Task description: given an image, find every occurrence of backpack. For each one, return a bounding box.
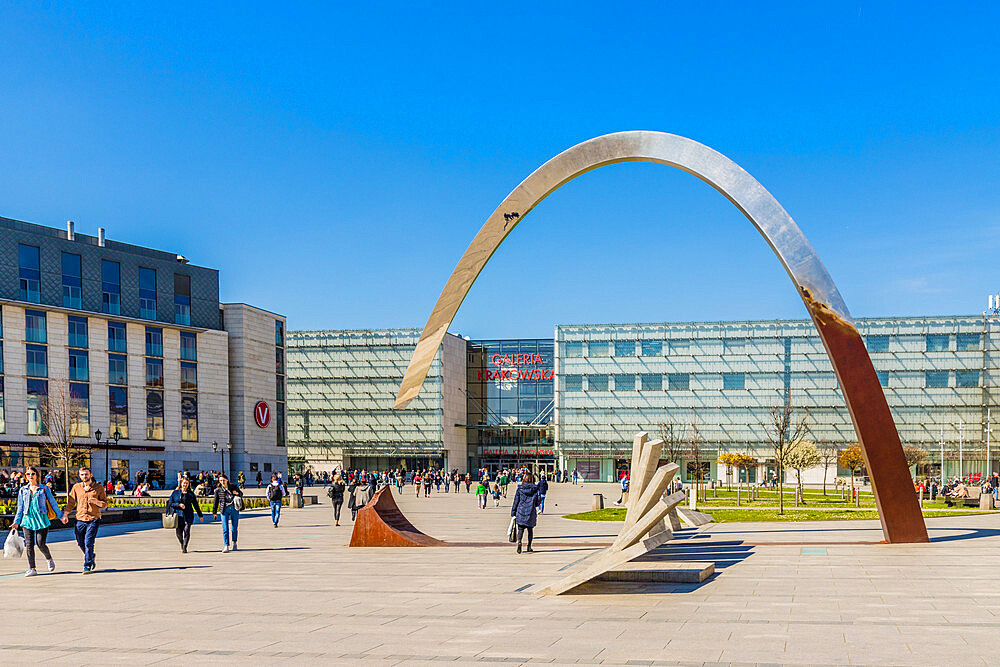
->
[268,484,283,502]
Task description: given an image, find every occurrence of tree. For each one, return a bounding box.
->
[737,454,758,501]
[38,379,91,494]
[785,441,822,505]
[658,422,688,466]
[817,443,840,495]
[718,452,742,491]
[838,443,867,506]
[687,419,706,502]
[763,401,811,514]
[903,445,929,477]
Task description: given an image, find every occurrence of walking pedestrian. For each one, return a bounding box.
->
[211,473,244,553]
[327,473,346,526]
[537,473,549,513]
[256,471,263,488]
[61,466,107,574]
[423,472,433,497]
[352,475,373,520]
[572,469,579,485]
[266,473,285,527]
[510,472,541,554]
[476,479,488,509]
[11,466,65,576]
[464,473,472,493]
[167,477,203,553]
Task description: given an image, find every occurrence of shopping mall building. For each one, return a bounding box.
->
[288,313,998,483]
[0,216,287,489]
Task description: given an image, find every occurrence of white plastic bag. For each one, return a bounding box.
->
[507,517,517,543]
[4,528,24,559]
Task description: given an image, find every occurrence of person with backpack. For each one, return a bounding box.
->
[476,479,488,509]
[327,473,346,526]
[11,466,65,577]
[266,473,285,527]
[211,473,244,552]
[167,476,203,553]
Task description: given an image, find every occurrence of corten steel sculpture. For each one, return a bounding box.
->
[350,486,445,547]
[395,131,928,544]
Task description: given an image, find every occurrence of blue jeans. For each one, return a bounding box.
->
[538,494,546,513]
[270,501,281,525]
[221,506,240,545]
[74,518,100,568]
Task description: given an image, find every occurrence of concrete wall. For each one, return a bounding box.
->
[441,333,467,472]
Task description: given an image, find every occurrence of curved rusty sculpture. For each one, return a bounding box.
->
[350,486,445,547]
[395,131,928,544]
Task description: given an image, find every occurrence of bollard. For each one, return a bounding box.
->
[980,493,994,511]
[592,493,604,511]
[290,494,303,509]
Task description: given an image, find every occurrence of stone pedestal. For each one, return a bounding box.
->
[290,494,303,509]
[980,493,994,510]
[592,494,604,510]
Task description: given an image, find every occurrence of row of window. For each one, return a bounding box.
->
[561,333,984,358]
[561,370,982,391]
[25,309,196,359]
[275,320,286,447]
[18,244,193,325]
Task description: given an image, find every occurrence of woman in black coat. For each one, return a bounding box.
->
[167,477,204,553]
[510,472,541,554]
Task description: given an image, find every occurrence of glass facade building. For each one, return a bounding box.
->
[466,339,555,473]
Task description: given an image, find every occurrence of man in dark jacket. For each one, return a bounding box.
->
[537,474,549,514]
[510,473,541,554]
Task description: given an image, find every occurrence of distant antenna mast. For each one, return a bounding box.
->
[988,293,1000,316]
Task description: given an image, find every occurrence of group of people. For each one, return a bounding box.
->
[916,472,1000,501]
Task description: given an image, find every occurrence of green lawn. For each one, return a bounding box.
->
[563,507,990,522]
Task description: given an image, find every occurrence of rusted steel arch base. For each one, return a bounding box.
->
[349,486,446,547]
[394,131,928,544]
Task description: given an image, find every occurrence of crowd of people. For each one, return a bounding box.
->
[916,472,1000,501]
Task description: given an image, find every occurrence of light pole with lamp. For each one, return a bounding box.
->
[94,429,106,485]
[213,441,222,474]
[226,442,232,479]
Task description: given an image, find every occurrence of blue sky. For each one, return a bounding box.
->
[1,2,997,338]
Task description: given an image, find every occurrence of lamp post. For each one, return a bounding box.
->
[94,429,106,485]
[212,441,222,474]
[226,442,232,479]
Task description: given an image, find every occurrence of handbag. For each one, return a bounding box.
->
[162,513,178,529]
[4,528,25,559]
[233,495,245,512]
[507,517,517,543]
[44,490,59,521]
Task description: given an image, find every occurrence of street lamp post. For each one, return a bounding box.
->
[94,429,106,485]
[212,441,222,474]
[226,442,232,479]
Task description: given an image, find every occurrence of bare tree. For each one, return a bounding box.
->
[687,419,707,502]
[38,379,90,494]
[763,401,810,514]
[658,422,688,466]
[818,443,840,496]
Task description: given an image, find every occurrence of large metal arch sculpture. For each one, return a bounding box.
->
[395,131,928,544]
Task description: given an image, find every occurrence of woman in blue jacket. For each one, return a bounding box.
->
[11,466,66,577]
[167,477,204,553]
[510,472,541,554]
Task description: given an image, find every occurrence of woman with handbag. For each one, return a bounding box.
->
[10,466,66,576]
[211,473,244,553]
[167,477,203,553]
[351,474,373,520]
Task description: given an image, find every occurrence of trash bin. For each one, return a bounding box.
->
[290,494,303,509]
[592,493,604,511]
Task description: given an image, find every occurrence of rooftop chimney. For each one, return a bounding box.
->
[66,220,75,241]
[98,227,106,247]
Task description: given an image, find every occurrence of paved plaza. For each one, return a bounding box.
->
[2,483,999,665]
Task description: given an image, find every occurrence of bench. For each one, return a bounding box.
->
[944,487,985,508]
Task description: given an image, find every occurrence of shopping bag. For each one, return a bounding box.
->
[507,517,517,543]
[4,528,24,559]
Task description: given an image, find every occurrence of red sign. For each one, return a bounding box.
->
[480,446,554,457]
[254,401,270,428]
[477,368,554,382]
[490,353,544,366]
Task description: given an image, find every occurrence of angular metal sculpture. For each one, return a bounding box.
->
[350,486,445,547]
[539,433,688,595]
[394,131,928,544]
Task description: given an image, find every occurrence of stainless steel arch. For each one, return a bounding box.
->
[395,131,928,543]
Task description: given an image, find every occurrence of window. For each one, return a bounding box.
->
[18,244,40,302]
[70,383,89,437]
[641,341,662,357]
[146,390,164,440]
[108,354,128,385]
[563,342,584,357]
[0,377,5,434]
[180,332,197,361]
[614,374,635,391]
[145,358,163,387]
[62,253,82,309]
[640,373,662,391]
[925,371,949,388]
[957,334,981,351]
[174,273,191,325]
[876,371,889,387]
[108,322,127,353]
[668,373,690,390]
[26,379,47,435]
[68,316,88,348]
[25,310,46,343]
[723,373,745,390]
[26,344,47,378]
[563,374,583,391]
[69,349,89,382]
[145,327,163,357]
[139,268,157,320]
[723,339,746,354]
[0,342,3,374]
[181,393,198,441]
[926,334,949,352]
[956,370,980,387]
[669,340,690,354]
[588,374,609,391]
[588,341,609,356]
[614,341,635,357]
[276,378,285,401]
[276,406,285,448]
[109,386,128,439]
[867,335,890,353]
[181,362,197,391]
[275,320,284,346]
[101,260,121,314]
